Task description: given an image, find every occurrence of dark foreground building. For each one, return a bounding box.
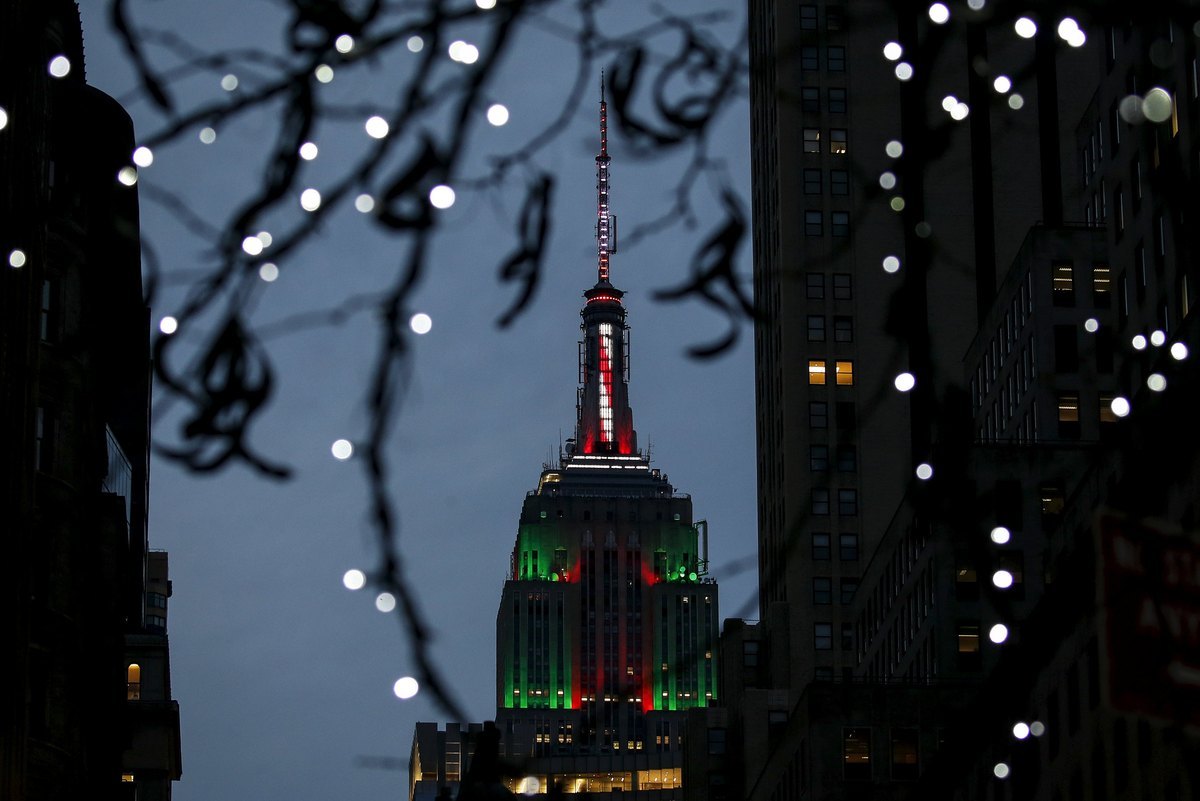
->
[1,2,182,798]
[409,92,720,801]
[697,3,1200,801]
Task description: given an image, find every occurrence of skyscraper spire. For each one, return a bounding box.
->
[596,74,614,284]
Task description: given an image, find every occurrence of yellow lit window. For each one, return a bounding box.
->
[809,360,827,385]
[835,361,854,386]
[122,774,135,783]
[1172,93,1180,137]
[1058,394,1079,422]
[957,625,980,653]
[126,664,141,700]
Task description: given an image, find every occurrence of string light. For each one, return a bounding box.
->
[992,570,1014,589]
[159,316,179,335]
[1147,373,1167,392]
[9,249,27,268]
[1012,722,1030,739]
[256,231,273,248]
[355,194,375,213]
[883,42,903,61]
[365,116,389,138]
[895,62,914,81]
[220,74,239,91]
[1150,329,1166,347]
[199,127,217,144]
[300,188,322,211]
[1132,334,1147,350]
[879,171,897,189]
[1008,94,1025,110]
[1110,396,1131,417]
[993,76,1012,93]
[315,64,334,83]
[1171,342,1189,360]
[242,236,264,256]
[1030,721,1046,737]
[915,463,933,480]
[375,592,397,613]
[487,103,510,126]
[448,41,480,64]
[335,34,354,53]
[882,255,901,273]
[950,102,970,121]
[0,106,8,130]
[133,146,154,167]
[429,185,456,209]
[48,55,71,78]
[331,439,354,460]
[1084,318,1099,333]
[117,167,138,186]
[410,313,433,335]
[894,373,915,392]
[1014,17,1037,39]
[407,36,424,52]
[299,142,319,160]
[988,623,1009,643]
[993,763,1010,779]
[342,569,366,590]
[476,0,497,8]
[928,3,950,24]
[990,526,1011,544]
[393,676,419,699]
[258,263,279,282]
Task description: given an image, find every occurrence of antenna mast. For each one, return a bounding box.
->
[596,73,614,284]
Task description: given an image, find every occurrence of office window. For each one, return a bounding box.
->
[827,46,846,72]
[831,211,849,238]
[826,5,844,30]
[1052,262,1075,305]
[743,640,760,668]
[807,314,826,341]
[843,728,871,779]
[1041,485,1065,516]
[806,272,825,299]
[809,401,828,428]
[1132,157,1142,209]
[1092,265,1111,306]
[812,532,831,560]
[839,533,858,561]
[1118,271,1129,325]
[812,488,831,515]
[832,316,853,343]
[830,169,849,195]
[127,664,142,701]
[803,128,821,153]
[840,578,858,605]
[40,280,56,343]
[808,360,827,385]
[805,210,823,236]
[803,168,822,194]
[828,87,847,113]
[835,361,854,386]
[841,622,854,650]
[810,444,829,471]
[955,563,979,600]
[998,552,1024,594]
[708,727,727,755]
[1155,212,1166,261]
[891,729,919,780]
[1099,393,1118,423]
[830,129,848,154]
[801,46,819,70]
[957,623,981,669]
[813,577,832,604]
[833,273,852,299]
[34,407,54,472]
[799,4,817,29]
[815,623,833,650]
[838,488,858,516]
[1054,325,1079,372]
[801,86,819,113]
[1114,186,1124,232]
[836,445,856,472]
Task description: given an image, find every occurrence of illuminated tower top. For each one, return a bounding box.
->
[572,81,637,457]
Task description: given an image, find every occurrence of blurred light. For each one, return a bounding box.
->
[883,42,903,61]
[1110,396,1131,417]
[449,40,480,64]
[331,439,354,460]
[890,197,906,211]
[342,569,366,590]
[1084,318,1099,333]
[133,146,154,167]
[882,255,901,273]
[895,62,914,80]
[942,95,958,112]
[1171,342,1189,360]
[1014,17,1037,38]
[407,36,424,52]
[220,73,239,91]
[117,167,138,186]
[1030,721,1046,737]
[355,194,375,213]
[365,116,389,138]
[259,262,279,282]
[159,316,178,335]
[928,3,950,24]
[968,0,986,8]
[300,188,322,211]
[335,34,354,53]
[199,127,217,144]
[477,0,498,8]
[993,76,1012,93]
[256,231,273,248]
[1150,329,1166,346]
[48,55,71,78]
[1067,29,1087,48]
[242,236,264,256]
[8,249,26,268]
[879,171,897,189]
[1012,722,1030,739]
[1147,373,1167,392]
[1143,88,1173,123]
[988,623,1009,643]
[992,570,1014,589]
[990,526,1011,544]
[886,140,904,158]
[916,463,933,480]
[1008,93,1025,110]
[1132,334,1147,350]
[0,106,8,130]
[1119,94,1145,123]
[894,372,915,392]
[487,103,510,126]
[1056,18,1079,40]
[393,676,419,699]
[951,102,970,120]
[517,777,539,796]
[376,593,397,613]
[410,313,433,335]
[299,142,319,160]
[429,185,456,209]
[315,64,334,83]
[993,763,1010,779]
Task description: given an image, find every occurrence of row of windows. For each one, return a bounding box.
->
[806,273,853,300]
[802,128,848,154]
[811,488,858,516]
[813,622,854,651]
[812,576,858,605]
[803,168,849,195]
[808,359,854,386]
[803,210,850,237]
[812,532,858,561]
[798,4,844,31]
[799,46,846,72]
[800,87,847,114]
[807,315,853,342]
[1051,262,1112,307]
[808,401,856,431]
[809,444,855,472]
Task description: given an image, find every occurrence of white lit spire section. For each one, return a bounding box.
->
[598,322,615,444]
[596,79,614,284]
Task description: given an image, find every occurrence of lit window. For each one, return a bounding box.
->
[843,728,871,779]
[809,360,827,385]
[830,129,848,155]
[957,624,980,653]
[127,664,141,700]
[803,128,821,154]
[1053,262,1074,304]
[1041,486,1065,516]
[835,361,854,386]
[1099,394,1118,423]
[1057,394,1079,422]
[122,774,136,783]
[1092,265,1111,300]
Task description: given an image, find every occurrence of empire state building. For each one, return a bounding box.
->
[410,88,720,800]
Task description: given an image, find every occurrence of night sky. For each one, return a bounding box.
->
[77,2,757,800]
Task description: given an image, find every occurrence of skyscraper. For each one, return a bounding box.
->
[411,89,720,801]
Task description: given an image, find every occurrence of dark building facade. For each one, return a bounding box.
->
[713,3,1200,801]
[1,2,182,798]
[411,92,720,801]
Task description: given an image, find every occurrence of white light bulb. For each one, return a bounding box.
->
[882,255,901,273]
[48,55,71,78]
[8,249,27,268]
[1110,396,1131,418]
[365,116,389,139]
[1150,329,1166,346]
[393,676,419,699]
[487,103,510,126]
[993,76,1012,93]
[988,623,1009,643]
[342,569,366,590]
[916,463,933,480]
[928,3,950,24]
[993,762,1010,779]
[159,316,179,335]
[199,127,217,144]
[895,62,914,81]
[331,439,353,460]
[1171,342,1189,360]
[883,42,903,61]
[300,188,322,211]
[1132,334,1147,350]
[1084,318,1099,333]
[376,592,397,613]
[220,73,239,91]
[117,167,138,186]
[133,146,154,167]
[992,570,1014,589]
[1147,373,1167,392]
[990,526,1011,544]
[335,34,354,53]
[299,142,318,160]
[1012,722,1030,739]
[886,140,904,158]
[315,64,334,83]
[1056,18,1079,40]
[476,0,497,8]
[1030,721,1046,737]
[407,36,424,53]
[951,102,970,120]
[258,262,279,282]
[256,231,273,248]
[941,95,958,112]
[410,313,433,335]
[1014,17,1037,39]
[894,372,915,392]
[1008,93,1025,110]
[429,185,456,209]
[880,172,897,189]
[242,236,263,256]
